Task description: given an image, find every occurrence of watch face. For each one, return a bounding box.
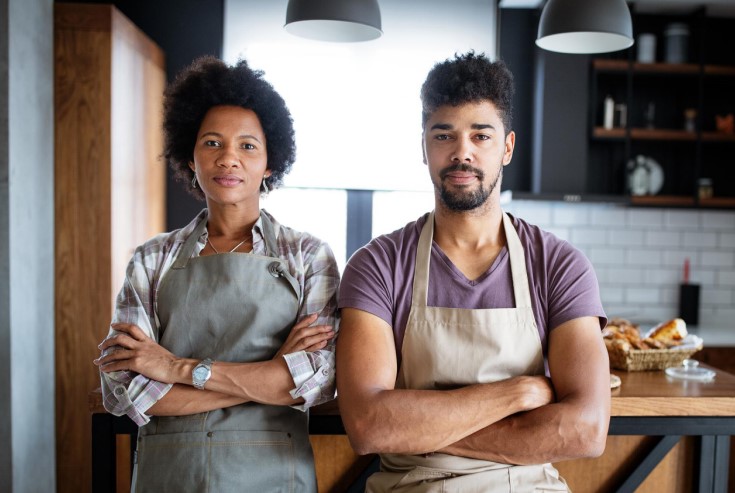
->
[194,366,208,380]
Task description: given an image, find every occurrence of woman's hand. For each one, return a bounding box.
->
[274,313,335,359]
[94,323,181,384]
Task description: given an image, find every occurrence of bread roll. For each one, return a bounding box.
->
[648,318,687,342]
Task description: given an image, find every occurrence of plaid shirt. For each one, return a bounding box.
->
[100,209,340,426]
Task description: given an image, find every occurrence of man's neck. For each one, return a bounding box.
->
[430,199,507,281]
[432,199,505,251]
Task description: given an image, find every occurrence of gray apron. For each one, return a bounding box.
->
[132,211,317,493]
[367,211,569,492]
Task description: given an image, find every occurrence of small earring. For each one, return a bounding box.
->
[191,175,198,189]
[260,176,269,194]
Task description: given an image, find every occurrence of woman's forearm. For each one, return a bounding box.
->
[147,383,249,416]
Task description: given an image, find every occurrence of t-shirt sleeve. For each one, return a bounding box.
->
[547,241,607,331]
[338,240,395,327]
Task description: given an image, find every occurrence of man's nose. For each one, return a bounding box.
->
[451,138,473,163]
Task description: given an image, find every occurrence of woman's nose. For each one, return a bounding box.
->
[215,145,240,168]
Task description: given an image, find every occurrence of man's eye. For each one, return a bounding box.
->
[435,134,450,141]
[476,135,490,141]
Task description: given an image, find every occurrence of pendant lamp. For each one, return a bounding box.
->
[285,0,383,42]
[536,0,633,54]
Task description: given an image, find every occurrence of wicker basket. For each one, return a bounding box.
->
[607,342,703,371]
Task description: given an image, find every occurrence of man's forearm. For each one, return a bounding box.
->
[440,399,609,464]
[342,375,553,456]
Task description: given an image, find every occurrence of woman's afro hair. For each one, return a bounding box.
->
[163,56,296,200]
[420,51,514,134]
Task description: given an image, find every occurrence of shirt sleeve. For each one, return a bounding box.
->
[547,240,607,331]
[284,239,340,411]
[99,244,172,426]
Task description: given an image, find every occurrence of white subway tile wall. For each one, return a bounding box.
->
[506,200,735,328]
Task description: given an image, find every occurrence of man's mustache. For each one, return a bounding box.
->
[439,163,485,181]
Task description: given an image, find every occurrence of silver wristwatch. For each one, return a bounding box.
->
[192,358,214,390]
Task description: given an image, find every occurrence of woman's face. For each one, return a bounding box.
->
[190,105,269,209]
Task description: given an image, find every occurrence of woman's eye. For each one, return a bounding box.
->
[242,143,256,150]
[204,140,220,147]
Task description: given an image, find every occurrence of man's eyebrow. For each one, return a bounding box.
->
[429,123,496,131]
[429,123,452,131]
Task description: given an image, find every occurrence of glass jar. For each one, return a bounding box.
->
[698,178,713,200]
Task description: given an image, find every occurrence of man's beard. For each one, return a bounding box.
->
[437,163,502,211]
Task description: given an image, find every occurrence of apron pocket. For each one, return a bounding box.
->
[208,430,294,493]
[135,430,295,493]
[135,431,208,493]
[366,466,451,493]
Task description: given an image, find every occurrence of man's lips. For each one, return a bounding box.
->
[213,175,243,187]
[440,164,483,185]
[444,171,477,183]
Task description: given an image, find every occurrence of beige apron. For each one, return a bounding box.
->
[366,211,569,493]
[131,211,317,493]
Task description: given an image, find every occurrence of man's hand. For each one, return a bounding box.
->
[94,323,182,384]
[274,313,335,359]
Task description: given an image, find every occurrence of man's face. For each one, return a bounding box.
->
[422,101,514,212]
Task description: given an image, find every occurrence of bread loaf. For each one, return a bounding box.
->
[647,318,687,342]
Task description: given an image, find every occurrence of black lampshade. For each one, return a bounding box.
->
[536,0,633,54]
[285,0,383,42]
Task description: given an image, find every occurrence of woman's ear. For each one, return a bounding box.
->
[188,161,196,172]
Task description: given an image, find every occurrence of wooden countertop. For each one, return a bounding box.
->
[610,364,735,417]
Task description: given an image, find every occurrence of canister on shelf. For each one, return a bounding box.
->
[603,95,614,129]
[684,108,697,132]
[664,23,689,63]
[637,33,656,63]
[698,178,713,200]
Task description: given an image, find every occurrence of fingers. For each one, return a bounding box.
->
[99,333,138,352]
[292,313,320,330]
[93,347,132,370]
[110,322,149,341]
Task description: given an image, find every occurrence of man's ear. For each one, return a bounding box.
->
[503,131,516,166]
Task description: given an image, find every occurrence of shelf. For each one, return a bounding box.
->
[704,66,735,77]
[699,197,735,208]
[630,195,696,207]
[593,59,735,77]
[593,127,698,141]
[702,132,735,142]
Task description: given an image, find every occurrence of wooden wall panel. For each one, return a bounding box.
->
[55,9,112,491]
[55,4,165,492]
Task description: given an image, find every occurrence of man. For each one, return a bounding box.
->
[336,52,610,492]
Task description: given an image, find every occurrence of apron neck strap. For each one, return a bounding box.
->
[411,210,533,309]
[172,209,280,270]
[502,212,533,309]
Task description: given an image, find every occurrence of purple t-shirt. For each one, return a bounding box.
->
[338,212,607,364]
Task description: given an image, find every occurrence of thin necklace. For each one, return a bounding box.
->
[207,237,248,254]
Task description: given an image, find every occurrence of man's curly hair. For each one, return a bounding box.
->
[163,56,296,200]
[420,52,514,134]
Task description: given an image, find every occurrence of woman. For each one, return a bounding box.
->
[94,56,340,493]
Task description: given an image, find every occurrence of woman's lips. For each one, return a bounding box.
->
[213,175,243,187]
